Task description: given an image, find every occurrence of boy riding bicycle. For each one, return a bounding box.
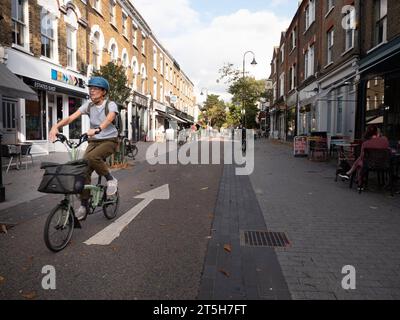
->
[49,77,119,221]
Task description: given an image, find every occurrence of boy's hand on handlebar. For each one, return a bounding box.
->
[49,127,60,142]
[87,128,100,137]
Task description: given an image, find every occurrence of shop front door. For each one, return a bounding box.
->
[1,98,19,144]
[47,94,62,152]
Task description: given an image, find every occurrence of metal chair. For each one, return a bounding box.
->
[358,148,393,196]
[20,143,33,169]
[1,144,21,173]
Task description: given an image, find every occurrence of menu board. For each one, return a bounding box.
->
[294,136,308,157]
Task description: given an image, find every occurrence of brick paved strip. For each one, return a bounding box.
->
[199,164,291,300]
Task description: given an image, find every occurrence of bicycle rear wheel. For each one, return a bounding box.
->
[131,145,138,158]
[44,204,74,252]
[103,190,119,220]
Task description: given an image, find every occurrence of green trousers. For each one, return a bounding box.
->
[80,138,118,200]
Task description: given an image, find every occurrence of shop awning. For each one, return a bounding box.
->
[0,64,38,101]
[169,113,187,123]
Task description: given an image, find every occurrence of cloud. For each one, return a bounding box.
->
[132,1,290,102]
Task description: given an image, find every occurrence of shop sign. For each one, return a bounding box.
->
[293,136,308,157]
[51,69,85,88]
[33,80,56,92]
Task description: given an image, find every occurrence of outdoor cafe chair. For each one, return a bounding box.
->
[20,143,33,169]
[358,148,394,196]
[1,144,21,173]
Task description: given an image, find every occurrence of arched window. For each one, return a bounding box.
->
[92,31,100,70]
[160,82,164,103]
[140,64,147,94]
[131,56,139,90]
[65,8,78,69]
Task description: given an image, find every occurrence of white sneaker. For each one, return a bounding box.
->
[76,205,87,221]
[106,178,118,196]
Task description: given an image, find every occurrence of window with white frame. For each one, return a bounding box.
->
[304,45,315,78]
[11,0,28,48]
[153,78,158,100]
[122,13,128,37]
[132,26,137,47]
[327,28,334,64]
[344,7,355,50]
[110,43,117,62]
[109,1,116,25]
[153,47,157,70]
[160,54,164,75]
[66,26,76,68]
[93,0,101,13]
[290,28,296,51]
[305,0,315,30]
[141,35,146,55]
[122,52,128,68]
[279,73,285,97]
[289,65,296,91]
[280,44,285,63]
[92,31,100,70]
[374,0,387,46]
[327,0,335,13]
[160,83,164,103]
[40,8,56,59]
[65,9,78,69]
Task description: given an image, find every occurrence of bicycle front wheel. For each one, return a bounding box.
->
[44,204,74,252]
[103,190,119,220]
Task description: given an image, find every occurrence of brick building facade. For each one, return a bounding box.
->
[0,0,196,152]
[269,0,400,144]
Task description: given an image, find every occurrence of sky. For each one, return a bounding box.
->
[132,0,299,103]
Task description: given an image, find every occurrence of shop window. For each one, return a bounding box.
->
[25,90,47,140]
[68,97,82,139]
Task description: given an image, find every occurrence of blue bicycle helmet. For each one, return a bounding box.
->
[88,76,109,92]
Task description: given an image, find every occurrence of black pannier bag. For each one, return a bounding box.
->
[38,160,89,194]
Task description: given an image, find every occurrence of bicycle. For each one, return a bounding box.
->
[42,133,119,252]
[121,137,138,159]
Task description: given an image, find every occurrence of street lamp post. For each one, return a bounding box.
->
[242,51,257,128]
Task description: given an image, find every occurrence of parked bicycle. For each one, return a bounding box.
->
[40,133,119,252]
[121,137,138,159]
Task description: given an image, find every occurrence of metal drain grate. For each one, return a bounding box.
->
[240,230,290,248]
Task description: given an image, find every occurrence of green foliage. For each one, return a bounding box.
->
[218,63,267,129]
[201,94,226,129]
[92,62,131,105]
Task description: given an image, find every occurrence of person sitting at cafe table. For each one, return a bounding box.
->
[338,125,389,186]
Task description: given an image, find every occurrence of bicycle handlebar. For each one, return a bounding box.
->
[55,133,88,149]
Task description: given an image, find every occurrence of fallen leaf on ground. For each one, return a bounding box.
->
[219,269,230,277]
[370,206,378,210]
[21,291,37,300]
[224,244,232,253]
[200,187,209,191]
[0,276,5,283]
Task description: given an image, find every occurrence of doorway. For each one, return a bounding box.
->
[1,98,19,144]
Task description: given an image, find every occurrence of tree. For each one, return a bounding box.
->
[201,94,226,129]
[218,63,267,129]
[92,62,131,105]
[225,102,242,128]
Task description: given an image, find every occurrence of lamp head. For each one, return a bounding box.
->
[251,57,257,66]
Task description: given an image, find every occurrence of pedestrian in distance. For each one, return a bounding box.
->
[49,76,119,221]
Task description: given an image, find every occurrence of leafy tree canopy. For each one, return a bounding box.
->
[92,62,131,106]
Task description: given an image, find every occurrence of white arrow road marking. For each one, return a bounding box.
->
[84,184,170,246]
